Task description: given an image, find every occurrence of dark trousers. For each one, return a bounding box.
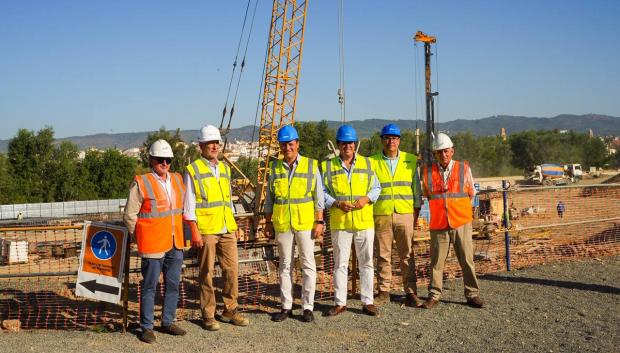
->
[140,248,184,330]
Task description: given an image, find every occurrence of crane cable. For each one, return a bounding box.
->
[220,0,259,154]
[337,0,346,123]
[413,41,420,133]
[220,0,252,130]
[434,42,439,125]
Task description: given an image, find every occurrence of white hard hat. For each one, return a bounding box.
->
[198,125,222,143]
[149,139,174,158]
[432,132,454,151]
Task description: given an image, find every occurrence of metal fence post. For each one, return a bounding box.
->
[502,180,511,271]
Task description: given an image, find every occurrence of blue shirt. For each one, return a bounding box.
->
[380,151,422,209]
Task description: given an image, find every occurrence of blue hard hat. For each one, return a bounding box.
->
[336,124,358,142]
[380,123,401,137]
[277,125,299,142]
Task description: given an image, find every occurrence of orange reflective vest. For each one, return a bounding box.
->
[134,172,186,254]
[423,161,473,230]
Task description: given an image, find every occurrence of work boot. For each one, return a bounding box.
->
[160,323,186,336]
[374,291,390,306]
[202,318,220,331]
[466,296,484,308]
[405,293,424,308]
[139,328,156,344]
[220,309,249,326]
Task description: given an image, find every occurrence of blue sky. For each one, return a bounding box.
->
[1,0,619,139]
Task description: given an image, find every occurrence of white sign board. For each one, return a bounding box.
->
[76,221,128,304]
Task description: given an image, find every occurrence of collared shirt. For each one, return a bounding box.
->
[422,159,477,198]
[183,158,235,234]
[381,150,422,208]
[123,170,175,259]
[264,154,325,214]
[323,154,382,208]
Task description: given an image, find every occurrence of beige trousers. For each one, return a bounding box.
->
[374,213,418,294]
[428,222,479,300]
[198,232,239,319]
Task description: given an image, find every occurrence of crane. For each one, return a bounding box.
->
[254,0,309,215]
[413,30,437,165]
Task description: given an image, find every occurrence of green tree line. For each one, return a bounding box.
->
[0,123,613,204]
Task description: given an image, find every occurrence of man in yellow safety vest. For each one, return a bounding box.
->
[370,124,423,307]
[184,125,249,331]
[323,125,381,317]
[264,125,325,323]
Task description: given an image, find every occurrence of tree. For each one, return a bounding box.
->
[582,137,609,168]
[0,154,17,204]
[295,120,337,160]
[7,127,55,202]
[81,149,137,199]
[48,141,82,201]
[232,156,258,185]
[140,127,198,173]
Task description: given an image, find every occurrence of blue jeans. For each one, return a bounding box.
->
[140,248,184,330]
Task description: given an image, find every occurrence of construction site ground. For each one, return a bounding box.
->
[2,256,618,353]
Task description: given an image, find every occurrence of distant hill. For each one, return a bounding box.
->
[1,114,618,152]
[324,114,620,138]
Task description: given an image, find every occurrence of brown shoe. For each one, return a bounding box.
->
[422,298,439,309]
[202,318,220,331]
[325,305,347,317]
[160,323,186,336]
[405,293,424,308]
[374,291,390,306]
[362,304,378,316]
[139,328,156,344]
[466,296,484,308]
[220,309,249,326]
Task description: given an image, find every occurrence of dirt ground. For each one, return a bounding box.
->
[2,256,618,353]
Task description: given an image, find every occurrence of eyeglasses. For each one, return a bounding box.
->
[154,157,172,165]
[382,136,400,141]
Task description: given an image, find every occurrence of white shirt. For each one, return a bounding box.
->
[183,158,235,234]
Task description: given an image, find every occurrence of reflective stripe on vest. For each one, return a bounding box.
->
[134,172,185,254]
[270,156,317,233]
[371,151,417,215]
[323,156,374,231]
[424,161,473,230]
[186,159,238,234]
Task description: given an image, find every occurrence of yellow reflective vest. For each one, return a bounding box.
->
[322,155,374,231]
[269,156,317,233]
[371,151,418,215]
[186,158,238,235]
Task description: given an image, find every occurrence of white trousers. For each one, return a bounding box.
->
[332,228,375,306]
[276,230,317,310]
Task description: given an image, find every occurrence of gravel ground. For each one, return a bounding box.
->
[2,257,619,353]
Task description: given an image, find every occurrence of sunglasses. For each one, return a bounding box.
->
[154,157,172,165]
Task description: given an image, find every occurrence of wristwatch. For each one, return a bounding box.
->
[314,220,325,225]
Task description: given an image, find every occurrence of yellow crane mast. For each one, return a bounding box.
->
[254,0,309,214]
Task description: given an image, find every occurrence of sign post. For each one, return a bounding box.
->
[76,221,128,304]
